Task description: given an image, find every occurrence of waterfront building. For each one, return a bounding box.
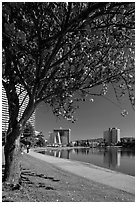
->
[111,128,120,144]
[47,128,71,146]
[2,85,35,136]
[103,128,111,145]
[103,127,120,145]
[53,129,70,146]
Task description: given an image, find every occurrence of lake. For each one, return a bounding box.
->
[38,147,135,176]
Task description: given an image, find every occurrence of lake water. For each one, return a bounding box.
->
[38,147,135,176]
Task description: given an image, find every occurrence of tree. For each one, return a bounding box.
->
[21,121,35,146]
[23,121,35,138]
[36,133,46,147]
[2,2,135,187]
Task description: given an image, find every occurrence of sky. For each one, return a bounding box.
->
[35,86,135,141]
[1,2,135,143]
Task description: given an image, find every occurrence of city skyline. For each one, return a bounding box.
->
[2,84,134,141]
[35,87,135,141]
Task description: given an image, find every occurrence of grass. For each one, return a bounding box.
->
[2,152,135,202]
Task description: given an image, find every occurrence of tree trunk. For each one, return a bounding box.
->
[3,83,36,188]
[3,125,22,188]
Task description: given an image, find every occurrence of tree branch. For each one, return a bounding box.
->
[19,92,28,109]
[50,42,79,69]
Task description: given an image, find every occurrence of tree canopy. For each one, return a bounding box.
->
[3,2,135,123]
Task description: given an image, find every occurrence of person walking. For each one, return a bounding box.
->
[26,144,30,153]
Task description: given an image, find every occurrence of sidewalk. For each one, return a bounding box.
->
[27,149,135,195]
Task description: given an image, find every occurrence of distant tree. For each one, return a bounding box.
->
[21,121,35,146]
[23,121,35,138]
[36,134,46,147]
[2,2,134,187]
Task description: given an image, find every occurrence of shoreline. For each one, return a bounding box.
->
[32,145,134,152]
[2,149,135,202]
[28,149,135,194]
[33,146,135,177]
[33,146,90,151]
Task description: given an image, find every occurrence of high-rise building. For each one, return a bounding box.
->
[111,128,120,144]
[2,85,35,134]
[2,86,9,132]
[103,127,120,145]
[103,128,111,145]
[54,129,70,145]
[47,128,71,146]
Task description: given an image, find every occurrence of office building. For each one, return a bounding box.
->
[111,128,120,144]
[2,85,35,134]
[103,127,120,145]
[47,128,71,146]
[103,128,111,145]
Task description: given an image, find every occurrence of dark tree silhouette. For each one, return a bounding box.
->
[2,2,135,187]
[20,121,35,146]
[23,121,35,138]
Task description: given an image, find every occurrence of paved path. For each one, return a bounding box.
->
[27,149,135,195]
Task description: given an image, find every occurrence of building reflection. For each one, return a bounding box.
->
[103,148,121,168]
[38,147,134,175]
[53,150,70,159]
[73,148,90,154]
[51,148,121,168]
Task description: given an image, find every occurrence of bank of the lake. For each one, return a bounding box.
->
[36,146,135,176]
[2,149,135,202]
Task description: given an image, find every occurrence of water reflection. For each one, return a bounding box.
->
[40,149,70,159]
[74,148,90,155]
[39,147,135,176]
[103,148,121,168]
[121,149,135,157]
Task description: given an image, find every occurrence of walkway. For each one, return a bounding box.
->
[27,149,135,195]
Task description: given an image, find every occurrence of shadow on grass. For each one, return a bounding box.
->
[21,169,60,182]
[2,166,58,202]
[2,163,59,202]
[21,169,58,190]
